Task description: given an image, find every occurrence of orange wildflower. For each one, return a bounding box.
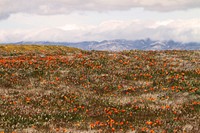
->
[90,123,95,129]
[118,85,122,89]
[26,97,31,103]
[120,121,124,125]
[63,128,67,132]
[150,130,155,133]
[73,108,77,112]
[55,77,59,81]
[141,127,148,132]
[111,128,115,132]
[121,109,126,113]
[146,121,153,125]
[166,105,170,109]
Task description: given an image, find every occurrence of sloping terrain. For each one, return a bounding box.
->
[0,45,199,133]
[0,45,81,55]
[11,39,200,51]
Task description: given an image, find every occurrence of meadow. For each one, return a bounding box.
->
[0,45,199,133]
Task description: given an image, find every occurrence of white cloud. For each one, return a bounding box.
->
[0,19,200,43]
[0,0,200,20]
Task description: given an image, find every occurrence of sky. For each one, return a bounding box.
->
[0,0,200,43]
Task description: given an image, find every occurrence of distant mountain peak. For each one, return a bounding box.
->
[8,38,200,51]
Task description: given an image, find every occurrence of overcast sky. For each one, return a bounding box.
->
[0,0,200,43]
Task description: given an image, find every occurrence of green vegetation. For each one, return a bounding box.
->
[0,45,199,133]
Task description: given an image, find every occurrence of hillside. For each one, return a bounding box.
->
[0,45,81,55]
[0,45,200,133]
[11,39,200,51]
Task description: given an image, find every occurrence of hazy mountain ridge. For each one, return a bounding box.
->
[9,38,200,51]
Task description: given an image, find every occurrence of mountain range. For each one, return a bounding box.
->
[10,38,200,51]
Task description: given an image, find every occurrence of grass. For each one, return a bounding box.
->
[0,45,199,133]
[0,44,81,56]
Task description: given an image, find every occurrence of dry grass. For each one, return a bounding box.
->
[0,45,81,56]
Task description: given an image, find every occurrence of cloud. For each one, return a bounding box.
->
[0,19,200,43]
[0,0,200,20]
